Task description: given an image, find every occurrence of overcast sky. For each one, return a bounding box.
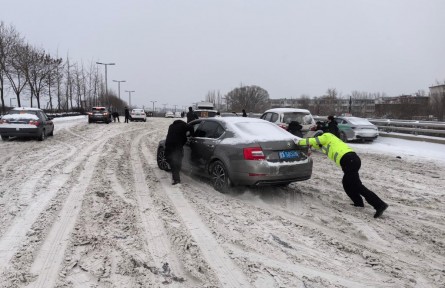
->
[1,0,444,110]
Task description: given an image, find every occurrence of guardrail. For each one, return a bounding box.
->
[368,119,445,137]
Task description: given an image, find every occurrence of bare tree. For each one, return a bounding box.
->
[226,84,270,113]
[0,22,27,108]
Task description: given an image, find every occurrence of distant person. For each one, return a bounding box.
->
[164,120,193,185]
[287,121,303,137]
[124,107,130,123]
[112,111,120,122]
[215,111,221,117]
[186,107,199,123]
[297,131,388,218]
[327,115,340,138]
[242,109,247,117]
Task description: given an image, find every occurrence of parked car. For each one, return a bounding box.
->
[87,107,111,124]
[260,108,316,136]
[165,111,174,118]
[313,116,355,142]
[174,112,182,118]
[130,109,147,122]
[0,107,54,141]
[334,116,379,142]
[157,117,313,192]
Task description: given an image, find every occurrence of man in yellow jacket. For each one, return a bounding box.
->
[298,131,388,218]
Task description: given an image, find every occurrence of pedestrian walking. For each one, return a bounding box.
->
[297,131,388,218]
[242,109,247,117]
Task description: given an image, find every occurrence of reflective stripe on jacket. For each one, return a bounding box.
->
[298,132,353,166]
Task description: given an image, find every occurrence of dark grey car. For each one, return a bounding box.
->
[0,107,54,141]
[157,117,313,192]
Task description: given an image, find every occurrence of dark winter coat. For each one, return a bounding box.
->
[165,120,193,152]
[287,121,303,137]
[124,108,130,117]
[186,111,199,123]
[327,120,340,138]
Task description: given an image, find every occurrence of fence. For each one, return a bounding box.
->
[369,119,445,138]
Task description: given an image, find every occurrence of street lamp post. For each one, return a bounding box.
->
[113,80,126,100]
[125,90,135,107]
[150,100,157,113]
[96,62,115,105]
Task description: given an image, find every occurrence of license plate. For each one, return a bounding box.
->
[279,150,299,159]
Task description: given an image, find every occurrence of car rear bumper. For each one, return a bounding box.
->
[229,158,313,186]
[89,116,109,122]
[0,126,41,137]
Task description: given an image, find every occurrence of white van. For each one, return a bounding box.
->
[260,108,316,135]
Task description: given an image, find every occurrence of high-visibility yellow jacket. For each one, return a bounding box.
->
[298,132,354,166]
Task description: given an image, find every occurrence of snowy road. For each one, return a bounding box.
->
[0,116,444,287]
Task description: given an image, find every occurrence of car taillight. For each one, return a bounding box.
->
[243,147,265,160]
[0,119,8,124]
[29,120,41,126]
[104,112,109,116]
[278,124,287,130]
[87,112,92,115]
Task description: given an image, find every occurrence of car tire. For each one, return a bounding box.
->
[1,135,8,141]
[156,146,171,171]
[340,132,347,142]
[38,129,46,141]
[210,160,231,193]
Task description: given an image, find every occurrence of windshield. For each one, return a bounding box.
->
[282,112,313,125]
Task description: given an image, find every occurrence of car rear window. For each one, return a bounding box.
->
[348,118,373,125]
[233,122,290,141]
[283,112,313,125]
[92,107,106,111]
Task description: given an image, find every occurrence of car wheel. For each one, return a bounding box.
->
[340,132,347,142]
[1,135,8,141]
[38,130,46,141]
[156,146,171,171]
[211,160,231,193]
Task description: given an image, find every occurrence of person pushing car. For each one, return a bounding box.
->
[165,120,194,185]
[297,131,388,218]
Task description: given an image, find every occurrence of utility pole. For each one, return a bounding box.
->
[125,90,135,107]
[150,100,157,113]
[113,80,126,99]
[96,62,115,105]
[173,104,178,112]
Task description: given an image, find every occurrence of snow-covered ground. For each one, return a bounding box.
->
[0,116,444,287]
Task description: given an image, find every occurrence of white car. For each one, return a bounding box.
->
[174,112,182,118]
[165,111,174,118]
[130,109,147,122]
[260,108,316,135]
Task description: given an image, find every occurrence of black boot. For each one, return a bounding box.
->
[374,203,388,218]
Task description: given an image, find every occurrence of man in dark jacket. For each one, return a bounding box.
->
[186,107,199,123]
[326,115,340,138]
[124,107,130,123]
[165,120,193,185]
[242,109,247,117]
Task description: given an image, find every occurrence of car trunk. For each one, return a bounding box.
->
[256,140,309,162]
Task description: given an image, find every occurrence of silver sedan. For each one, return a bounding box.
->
[157,117,313,192]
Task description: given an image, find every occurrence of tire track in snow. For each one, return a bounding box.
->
[26,137,107,288]
[140,140,251,288]
[130,130,187,286]
[0,140,81,272]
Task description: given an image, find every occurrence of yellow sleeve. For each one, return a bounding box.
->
[298,137,321,147]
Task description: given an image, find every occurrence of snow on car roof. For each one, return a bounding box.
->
[264,108,311,113]
[216,117,300,143]
[2,113,39,120]
[12,107,42,111]
[342,117,374,125]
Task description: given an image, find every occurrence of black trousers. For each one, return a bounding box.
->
[166,147,183,182]
[125,116,130,123]
[340,152,385,209]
